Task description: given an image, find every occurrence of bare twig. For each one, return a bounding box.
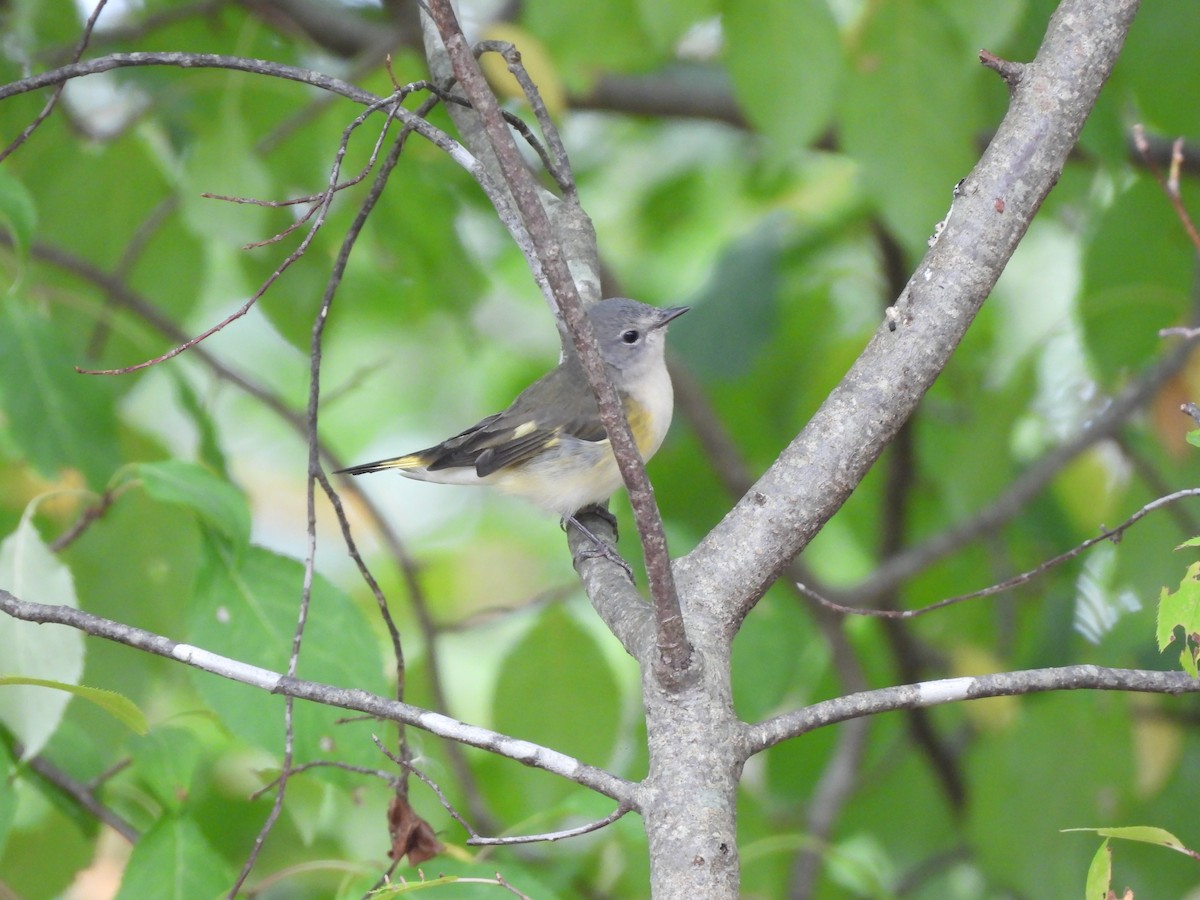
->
[1133,124,1200,252]
[0,0,111,163]
[978,48,1025,91]
[467,806,630,847]
[231,79,420,899]
[0,52,381,106]
[77,93,401,376]
[846,330,1199,607]
[801,487,1200,619]
[474,40,574,194]
[250,760,402,799]
[50,489,117,552]
[11,230,488,823]
[373,737,630,847]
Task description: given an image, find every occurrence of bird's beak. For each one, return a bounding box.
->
[654,306,690,328]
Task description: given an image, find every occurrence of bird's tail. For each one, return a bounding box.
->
[334,454,427,476]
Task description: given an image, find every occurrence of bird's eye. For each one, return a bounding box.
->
[621,329,640,344]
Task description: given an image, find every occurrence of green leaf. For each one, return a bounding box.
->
[493,605,619,762]
[1118,3,1200,136]
[0,677,146,735]
[486,605,621,819]
[1156,561,1200,677]
[123,460,250,548]
[0,512,84,757]
[1187,430,1200,450]
[841,1,979,255]
[1083,838,1111,900]
[169,370,229,477]
[1066,825,1192,854]
[0,739,14,859]
[0,167,37,264]
[1080,283,1185,376]
[187,543,388,772]
[674,216,782,381]
[1081,178,1194,378]
[179,116,272,248]
[114,815,234,900]
[0,298,122,489]
[967,694,1133,897]
[723,0,842,150]
[933,0,1026,51]
[128,727,205,811]
[636,0,718,51]
[521,0,659,84]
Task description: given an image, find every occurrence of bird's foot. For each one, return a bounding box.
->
[564,511,632,581]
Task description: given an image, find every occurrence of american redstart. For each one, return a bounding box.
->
[336,298,687,551]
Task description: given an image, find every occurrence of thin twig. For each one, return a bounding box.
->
[49,489,116,552]
[0,0,110,163]
[250,760,402,800]
[78,94,401,376]
[9,232,474,819]
[0,52,381,106]
[474,40,573,194]
[1132,124,1200,252]
[848,329,1200,606]
[373,737,630,846]
[803,488,1200,619]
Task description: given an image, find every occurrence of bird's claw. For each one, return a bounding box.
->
[564,513,633,580]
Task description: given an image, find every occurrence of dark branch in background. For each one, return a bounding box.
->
[244,0,420,59]
[572,70,748,128]
[422,0,694,688]
[0,590,637,804]
[86,196,177,359]
[15,741,139,843]
[870,223,966,814]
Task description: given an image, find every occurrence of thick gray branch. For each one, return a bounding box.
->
[674,0,1141,633]
[745,665,1199,756]
[0,590,635,804]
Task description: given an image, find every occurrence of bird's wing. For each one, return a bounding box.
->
[336,362,611,479]
[429,364,608,476]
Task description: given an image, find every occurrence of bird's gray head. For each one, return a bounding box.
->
[585,298,689,386]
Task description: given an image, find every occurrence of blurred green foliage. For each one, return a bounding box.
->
[2,1,1200,898]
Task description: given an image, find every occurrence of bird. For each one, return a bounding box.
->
[336,298,688,558]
